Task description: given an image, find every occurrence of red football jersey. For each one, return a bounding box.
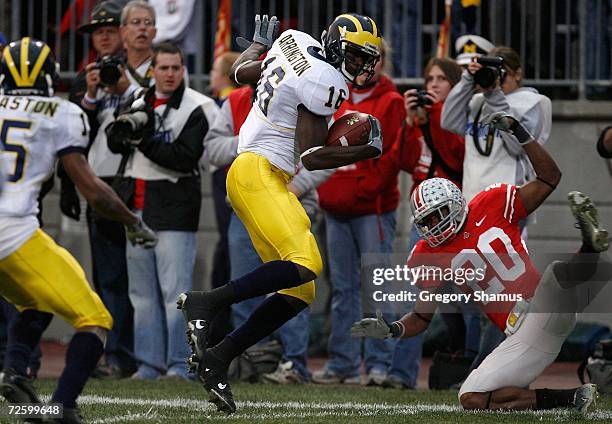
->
[407,184,540,330]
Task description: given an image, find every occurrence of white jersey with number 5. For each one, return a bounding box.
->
[238,29,348,175]
[0,94,89,259]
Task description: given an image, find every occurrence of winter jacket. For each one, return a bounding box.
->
[394,101,464,193]
[317,75,405,217]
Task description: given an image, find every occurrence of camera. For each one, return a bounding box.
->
[414,90,433,108]
[95,55,124,87]
[108,110,150,142]
[473,56,504,89]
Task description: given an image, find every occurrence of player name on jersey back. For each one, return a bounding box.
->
[277,33,312,77]
[237,29,348,175]
[0,96,60,118]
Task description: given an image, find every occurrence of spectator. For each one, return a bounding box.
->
[586,0,612,97]
[67,0,137,379]
[441,45,552,372]
[597,126,612,159]
[148,0,199,71]
[205,51,241,347]
[107,43,219,380]
[120,0,157,88]
[313,43,405,386]
[204,85,333,384]
[442,45,552,205]
[380,57,467,389]
[209,51,241,102]
[119,1,189,91]
[454,34,494,67]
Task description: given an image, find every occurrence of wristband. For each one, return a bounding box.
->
[390,321,405,338]
[233,60,253,85]
[536,176,557,189]
[83,94,97,105]
[509,120,535,145]
[299,145,324,160]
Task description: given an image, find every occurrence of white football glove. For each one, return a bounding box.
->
[481,111,535,145]
[366,115,383,157]
[350,310,393,339]
[125,217,158,248]
[237,15,280,50]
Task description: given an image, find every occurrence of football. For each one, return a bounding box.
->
[326,112,372,147]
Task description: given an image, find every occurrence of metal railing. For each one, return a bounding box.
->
[0,0,610,98]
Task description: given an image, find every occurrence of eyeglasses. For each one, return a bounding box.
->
[127,18,155,27]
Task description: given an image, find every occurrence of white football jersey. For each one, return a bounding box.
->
[0,94,89,259]
[238,30,348,174]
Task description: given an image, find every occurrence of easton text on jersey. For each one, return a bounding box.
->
[0,96,59,118]
[278,34,312,77]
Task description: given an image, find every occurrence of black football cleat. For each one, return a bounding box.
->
[177,292,217,363]
[197,350,236,414]
[43,406,84,424]
[0,368,42,404]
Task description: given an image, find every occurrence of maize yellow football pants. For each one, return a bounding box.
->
[226,152,322,304]
[0,229,112,330]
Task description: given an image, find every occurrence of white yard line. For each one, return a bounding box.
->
[77,395,612,421]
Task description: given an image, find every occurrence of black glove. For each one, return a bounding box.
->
[106,122,134,155]
[57,165,80,221]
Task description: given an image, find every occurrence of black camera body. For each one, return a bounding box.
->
[415,90,433,107]
[108,110,150,142]
[95,55,124,87]
[474,56,505,89]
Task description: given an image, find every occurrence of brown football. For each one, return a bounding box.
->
[326,112,372,147]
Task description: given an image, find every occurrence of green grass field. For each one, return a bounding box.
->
[4,378,609,423]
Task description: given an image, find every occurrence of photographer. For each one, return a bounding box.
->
[67,0,138,380]
[384,57,468,390]
[441,46,552,205]
[440,46,552,380]
[107,42,219,380]
[397,58,464,202]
